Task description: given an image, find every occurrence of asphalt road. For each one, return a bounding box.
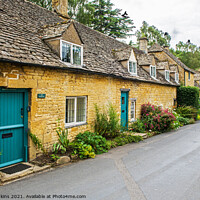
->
[1,122,200,200]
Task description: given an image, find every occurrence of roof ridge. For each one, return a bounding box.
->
[73,21,131,48]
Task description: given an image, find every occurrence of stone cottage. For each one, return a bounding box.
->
[0,0,178,167]
[148,43,196,86]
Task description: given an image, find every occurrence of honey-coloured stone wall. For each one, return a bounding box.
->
[0,62,177,159]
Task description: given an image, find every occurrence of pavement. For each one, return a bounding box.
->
[0,122,200,200]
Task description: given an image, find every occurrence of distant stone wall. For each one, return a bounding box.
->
[0,62,176,159]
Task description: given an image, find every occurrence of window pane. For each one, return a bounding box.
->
[129,62,132,72]
[132,62,136,73]
[66,99,75,123]
[73,45,81,65]
[131,101,135,120]
[62,42,71,63]
[151,66,156,77]
[76,97,86,122]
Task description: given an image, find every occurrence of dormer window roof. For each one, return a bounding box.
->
[61,40,83,66]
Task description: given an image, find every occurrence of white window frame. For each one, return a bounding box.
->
[188,72,191,80]
[150,65,156,79]
[175,73,179,83]
[65,96,87,127]
[128,61,137,76]
[130,99,136,122]
[60,40,83,66]
[165,70,170,81]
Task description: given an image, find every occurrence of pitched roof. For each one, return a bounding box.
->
[149,43,196,74]
[0,0,178,86]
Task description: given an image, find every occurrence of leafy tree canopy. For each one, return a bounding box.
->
[68,0,94,25]
[28,0,135,39]
[89,0,135,38]
[28,0,52,10]
[170,41,200,70]
[136,21,171,47]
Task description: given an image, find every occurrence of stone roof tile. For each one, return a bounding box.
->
[0,0,178,86]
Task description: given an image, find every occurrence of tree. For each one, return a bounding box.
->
[90,0,135,38]
[28,0,52,10]
[136,21,171,47]
[170,41,200,70]
[68,0,94,25]
[28,0,135,39]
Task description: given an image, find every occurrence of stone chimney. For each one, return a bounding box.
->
[139,37,148,54]
[52,0,70,19]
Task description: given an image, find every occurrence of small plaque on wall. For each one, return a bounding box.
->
[37,94,46,99]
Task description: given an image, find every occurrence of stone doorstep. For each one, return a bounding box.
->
[127,132,148,139]
[0,162,51,184]
[132,133,148,139]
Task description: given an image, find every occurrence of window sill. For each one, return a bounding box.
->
[130,73,137,76]
[65,122,87,129]
[150,76,157,80]
[61,61,83,68]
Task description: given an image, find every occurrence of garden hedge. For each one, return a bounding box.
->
[177,86,199,109]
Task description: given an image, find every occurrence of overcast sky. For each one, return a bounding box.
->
[113,0,200,48]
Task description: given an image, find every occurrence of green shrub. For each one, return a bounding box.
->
[189,118,195,124]
[70,142,95,159]
[52,127,70,154]
[106,140,117,149]
[177,86,199,109]
[113,134,143,146]
[75,131,108,154]
[129,119,146,133]
[178,117,190,126]
[172,111,181,129]
[175,106,198,119]
[94,104,121,138]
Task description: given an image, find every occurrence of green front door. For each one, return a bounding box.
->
[0,88,28,168]
[121,91,128,127]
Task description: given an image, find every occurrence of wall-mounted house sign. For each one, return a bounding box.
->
[37,94,46,99]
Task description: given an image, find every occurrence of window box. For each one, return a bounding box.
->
[61,40,83,66]
[65,96,87,127]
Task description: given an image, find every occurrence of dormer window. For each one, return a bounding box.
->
[175,73,179,83]
[150,65,156,78]
[129,61,137,75]
[165,70,170,81]
[61,40,83,66]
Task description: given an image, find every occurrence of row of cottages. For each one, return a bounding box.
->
[0,0,190,167]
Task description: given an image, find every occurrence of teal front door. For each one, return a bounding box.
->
[121,91,128,127]
[0,88,28,168]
